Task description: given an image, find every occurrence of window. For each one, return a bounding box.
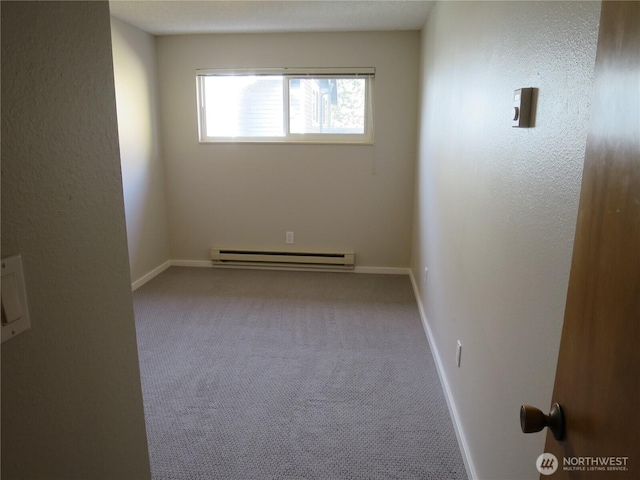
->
[196,68,374,144]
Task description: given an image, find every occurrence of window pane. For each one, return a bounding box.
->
[289,78,366,134]
[203,76,284,137]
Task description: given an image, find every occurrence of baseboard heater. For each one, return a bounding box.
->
[210,248,355,270]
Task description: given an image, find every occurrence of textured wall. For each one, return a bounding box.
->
[111,16,171,285]
[156,32,419,269]
[1,2,151,478]
[411,2,601,479]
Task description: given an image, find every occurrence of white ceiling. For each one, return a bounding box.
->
[109,1,436,35]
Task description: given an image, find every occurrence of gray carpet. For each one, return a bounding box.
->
[133,267,467,480]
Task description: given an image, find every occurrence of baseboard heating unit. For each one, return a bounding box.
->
[210,248,355,270]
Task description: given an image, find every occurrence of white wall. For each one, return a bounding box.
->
[411,2,601,479]
[1,2,151,478]
[111,17,171,286]
[156,32,420,269]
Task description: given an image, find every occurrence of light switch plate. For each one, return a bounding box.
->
[2,254,31,342]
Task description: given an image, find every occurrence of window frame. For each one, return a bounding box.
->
[196,67,375,145]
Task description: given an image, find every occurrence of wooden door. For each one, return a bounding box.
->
[543,1,639,478]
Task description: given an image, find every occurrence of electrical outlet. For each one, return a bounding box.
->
[424,267,428,283]
[456,340,462,367]
[286,231,294,244]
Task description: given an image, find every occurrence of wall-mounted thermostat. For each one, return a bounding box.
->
[512,88,533,128]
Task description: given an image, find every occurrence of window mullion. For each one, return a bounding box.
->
[197,77,207,140]
[283,77,290,138]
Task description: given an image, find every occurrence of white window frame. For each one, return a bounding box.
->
[196,67,375,145]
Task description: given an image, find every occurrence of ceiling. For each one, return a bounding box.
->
[108,0,436,35]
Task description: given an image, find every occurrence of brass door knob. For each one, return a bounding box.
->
[520,403,565,441]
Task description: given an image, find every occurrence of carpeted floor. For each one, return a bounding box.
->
[133,267,467,480]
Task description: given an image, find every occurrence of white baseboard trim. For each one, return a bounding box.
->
[172,260,352,273]
[131,261,412,291]
[171,259,211,268]
[131,261,171,291]
[354,266,411,275]
[408,271,477,480]
[171,260,411,275]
